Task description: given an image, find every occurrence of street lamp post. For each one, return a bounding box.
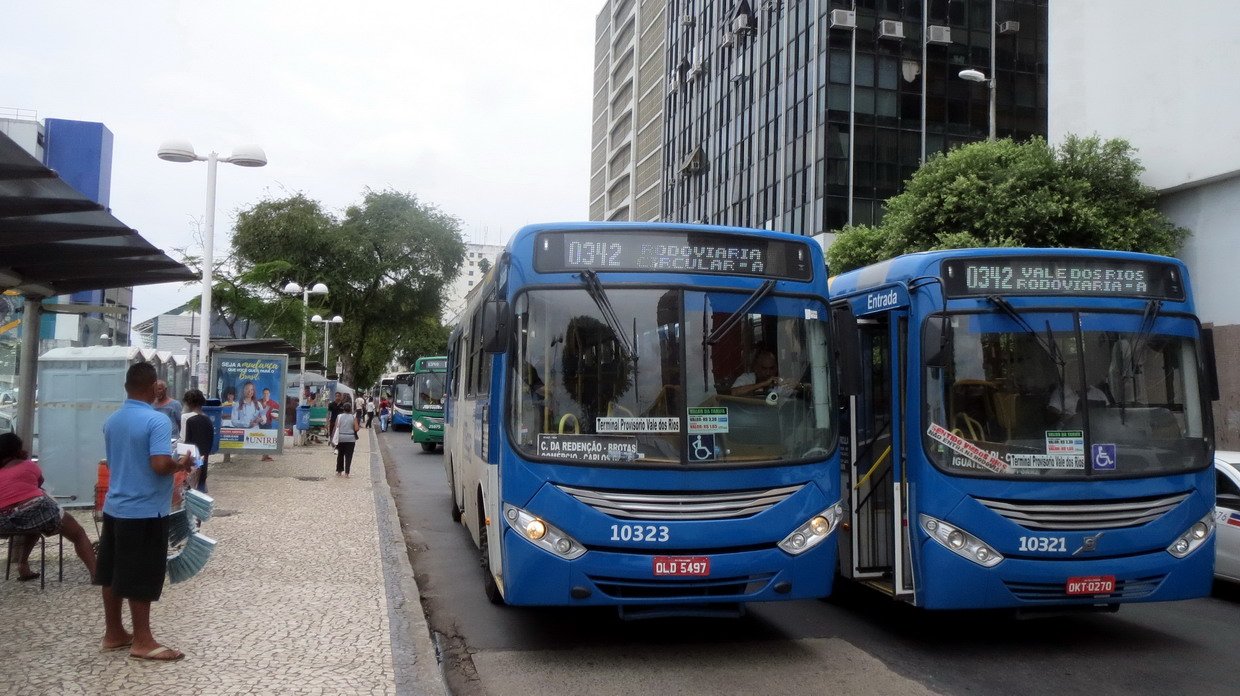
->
[158,140,268,389]
[311,314,343,378]
[282,282,328,410]
[958,0,999,141]
[957,68,995,141]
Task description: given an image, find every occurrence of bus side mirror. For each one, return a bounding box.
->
[482,300,511,353]
[1202,327,1220,402]
[831,304,862,396]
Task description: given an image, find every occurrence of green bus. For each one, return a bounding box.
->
[407,356,448,452]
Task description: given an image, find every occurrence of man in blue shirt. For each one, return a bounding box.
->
[96,362,193,662]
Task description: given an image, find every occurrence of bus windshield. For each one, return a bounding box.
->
[923,309,1209,478]
[413,372,445,411]
[512,287,835,466]
[394,381,414,410]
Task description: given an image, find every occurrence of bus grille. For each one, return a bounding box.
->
[556,484,803,521]
[1004,575,1165,602]
[588,573,774,599]
[975,492,1191,531]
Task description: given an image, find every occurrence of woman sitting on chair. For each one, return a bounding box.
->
[0,433,97,581]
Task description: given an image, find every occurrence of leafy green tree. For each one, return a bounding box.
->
[230,189,466,388]
[827,135,1189,274]
[477,257,491,275]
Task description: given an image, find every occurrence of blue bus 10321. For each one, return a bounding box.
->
[829,247,1218,612]
[444,222,843,616]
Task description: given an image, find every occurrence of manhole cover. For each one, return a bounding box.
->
[295,476,326,482]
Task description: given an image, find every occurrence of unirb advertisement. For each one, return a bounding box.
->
[210,352,288,454]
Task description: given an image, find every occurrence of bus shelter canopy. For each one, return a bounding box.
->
[0,130,197,296]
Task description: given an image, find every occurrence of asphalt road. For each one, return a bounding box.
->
[380,429,1240,696]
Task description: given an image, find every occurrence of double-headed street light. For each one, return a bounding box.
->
[311,315,344,379]
[283,282,328,407]
[158,140,268,388]
[958,68,996,141]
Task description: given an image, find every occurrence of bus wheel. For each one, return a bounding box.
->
[479,505,505,605]
[421,442,437,453]
[447,465,461,523]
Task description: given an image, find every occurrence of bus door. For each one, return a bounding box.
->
[841,291,913,598]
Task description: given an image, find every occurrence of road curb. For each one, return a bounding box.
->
[370,428,449,696]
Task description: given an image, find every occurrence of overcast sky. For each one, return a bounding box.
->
[2,1,600,323]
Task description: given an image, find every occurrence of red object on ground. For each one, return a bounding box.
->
[95,461,109,510]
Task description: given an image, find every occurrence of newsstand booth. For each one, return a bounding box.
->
[37,346,153,508]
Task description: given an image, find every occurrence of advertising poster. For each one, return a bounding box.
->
[210,352,288,453]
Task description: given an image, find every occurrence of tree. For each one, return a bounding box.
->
[230,189,466,388]
[477,257,491,275]
[826,135,1189,274]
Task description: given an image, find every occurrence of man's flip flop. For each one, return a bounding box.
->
[101,639,134,652]
[128,646,185,662]
[17,572,40,582]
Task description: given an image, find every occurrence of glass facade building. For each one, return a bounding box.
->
[660,0,1047,233]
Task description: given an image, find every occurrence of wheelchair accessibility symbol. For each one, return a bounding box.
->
[1092,443,1117,470]
[690,434,716,462]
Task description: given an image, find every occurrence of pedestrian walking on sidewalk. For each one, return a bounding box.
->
[365,397,376,429]
[334,402,360,477]
[97,362,194,662]
[181,389,215,494]
[327,392,344,448]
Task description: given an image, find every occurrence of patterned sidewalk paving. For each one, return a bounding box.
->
[0,429,444,696]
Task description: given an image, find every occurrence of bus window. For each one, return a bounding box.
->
[923,311,1209,478]
[510,287,835,465]
[413,372,445,411]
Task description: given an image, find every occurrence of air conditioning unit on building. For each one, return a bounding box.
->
[829,9,856,29]
[733,14,755,33]
[680,14,695,27]
[720,33,735,49]
[999,20,1021,34]
[926,25,951,44]
[878,20,905,40]
[680,146,706,175]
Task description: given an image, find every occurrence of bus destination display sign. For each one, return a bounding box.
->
[419,359,448,371]
[534,230,813,281]
[942,257,1184,301]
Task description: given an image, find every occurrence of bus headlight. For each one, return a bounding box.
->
[503,504,585,560]
[779,503,843,556]
[413,420,428,432]
[920,514,1003,568]
[1167,513,1214,558]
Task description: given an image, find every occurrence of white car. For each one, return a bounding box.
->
[1216,451,1240,583]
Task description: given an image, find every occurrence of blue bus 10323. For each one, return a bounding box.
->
[444,222,843,616]
[828,247,1218,612]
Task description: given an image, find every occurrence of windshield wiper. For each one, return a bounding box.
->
[1130,299,1162,376]
[986,296,1063,368]
[578,269,635,362]
[705,279,776,345]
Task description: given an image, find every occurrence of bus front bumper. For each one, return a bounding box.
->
[499,527,837,607]
[916,537,1215,610]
